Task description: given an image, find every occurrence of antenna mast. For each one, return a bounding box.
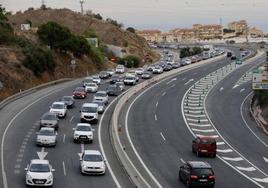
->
[80,0,85,14]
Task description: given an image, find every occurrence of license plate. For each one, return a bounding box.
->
[199,179,208,182]
[201,150,207,152]
[36,180,44,184]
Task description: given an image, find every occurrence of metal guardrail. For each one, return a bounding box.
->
[110,54,227,188]
[0,78,73,110]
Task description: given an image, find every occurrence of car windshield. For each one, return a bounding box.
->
[108,85,116,90]
[82,107,97,113]
[86,83,96,87]
[75,88,84,92]
[93,76,99,79]
[62,96,72,101]
[200,138,216,145]
[83,154,103,162]
[126,77,135,80]
[192,168,213,176]
[95,92,107,97]
[52,104,64,109]
[30,164,50,173]
[39,129,55,136]
[77,126,91,131]
[42,114,57,120]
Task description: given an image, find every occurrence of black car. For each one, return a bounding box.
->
[163,64,173,71]
[231,55,237,60]
[106,84,121,96]
[110,75,122,84]
[179,161,215,188]
[226,51,232,57]
[99,71,110,79]
[61,96,75,108]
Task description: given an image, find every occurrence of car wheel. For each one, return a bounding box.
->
[192,147,195,153]
[89,140,93,144]
[186,180,191,188]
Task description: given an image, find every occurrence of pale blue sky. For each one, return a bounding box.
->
[2,0,268,32]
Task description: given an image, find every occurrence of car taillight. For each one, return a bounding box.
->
[190,175,198,180]
[209,175,215,179]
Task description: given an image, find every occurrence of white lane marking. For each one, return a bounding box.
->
[156,101,158,107]
[155,114,158,121]
[240,88,245,93]
[1,87,66,188]
[236,166,256,172]
[192,128,215,133]
[63,134,66,143]
[62,161,67,176]
[37,147,48,160]
[14,164,20,169]
[216,142,225,146]
[233,84,239,89]
[14,170,20,175]
[220,87,224,92]
[180,158,185,164]
[16,158,22,163]
[188,123,211,127]
[241,92,268,148]
[166,78,177,85]
[187,118,208,122]
[196,134,219,138]
[263,157,268,163]
[252,178,268,183]
[222,157,243,161]
[69,115,74,122]
[217,149,233,153]
[18,153,23,158]
[184,106,204,110]
[161,92,166,96]
[185,114,206,118]
[98,93,125,188]
[184,79,194,85]
[171,84,176,88]
[160,132,166,141]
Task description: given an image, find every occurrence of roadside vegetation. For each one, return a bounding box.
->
[117,55,140,68]
[180,46,203,58]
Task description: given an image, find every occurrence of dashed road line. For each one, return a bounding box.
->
[154,114,158,121]
[236,166,256,172]
[222,157,243,162]
[160,132,166,141]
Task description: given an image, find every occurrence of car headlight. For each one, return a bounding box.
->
[47,175,53,180]
[88,134,93,138]
[82,165,87,169]
[74,134,79,137]
[26,174,32,179]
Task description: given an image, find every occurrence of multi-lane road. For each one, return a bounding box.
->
[0,47,267,188]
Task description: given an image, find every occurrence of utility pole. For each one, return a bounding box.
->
[41,0,45,6]
[80,0,85,14]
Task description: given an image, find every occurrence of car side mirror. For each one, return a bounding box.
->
[55,132,58,136]
[52,169,55,172]
[25,168,28,171]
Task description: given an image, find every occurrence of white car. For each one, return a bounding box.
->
[25,159,55,186]
[92,75,101,85]
[36,127,57,147]
[124,76,136,85]
[80,150,106,175]
[83,77,93,87]
[107,69,115,76]
[152,66,163,74]
[80,103,99,124]
[49,102,67,118]
[116,65,125,73]
[185,58,192,65]
[85,82,98,93]
[73,123,94,143]
[93,91,109,105]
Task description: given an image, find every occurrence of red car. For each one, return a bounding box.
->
[192,136,217,157]
[73,87,87,99]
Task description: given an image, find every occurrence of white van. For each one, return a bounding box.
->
[80,103,99,124]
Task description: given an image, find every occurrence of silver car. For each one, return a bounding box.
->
[40,112,59,130]
[92,100,105,114]
[36,127,57,147]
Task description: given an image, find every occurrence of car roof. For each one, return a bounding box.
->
[40,127,55,131]
[96,91,107,94]
[84,150,101,155]
[42,112,57,116]
[30,159,49,164]
[187,161,212,169]
[82,103,98,107]
[77,123,91,127]
[52,101,65,105]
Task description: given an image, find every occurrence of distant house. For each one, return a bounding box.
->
[20,24,31,31]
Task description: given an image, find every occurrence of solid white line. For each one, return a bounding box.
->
[160,132,166,141]
[98,93,126,188]
[222,157,243,161]
[1,87,65,188]
[240,92,268,148]
[62,161,67,176]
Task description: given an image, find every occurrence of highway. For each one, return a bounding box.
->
[122,51,268,187]
[0,79,135,188]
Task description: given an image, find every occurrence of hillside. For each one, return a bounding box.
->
[8,8,157,59]
[0,7,158,101]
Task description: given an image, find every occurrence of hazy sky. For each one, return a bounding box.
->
[2,0,268,32]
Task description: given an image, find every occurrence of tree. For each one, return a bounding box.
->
[126,27,135,33]
[37,21,72,49]
[117,55,140,68]
[93,13,102,20]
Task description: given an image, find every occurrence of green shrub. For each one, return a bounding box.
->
[117,55,140,68]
